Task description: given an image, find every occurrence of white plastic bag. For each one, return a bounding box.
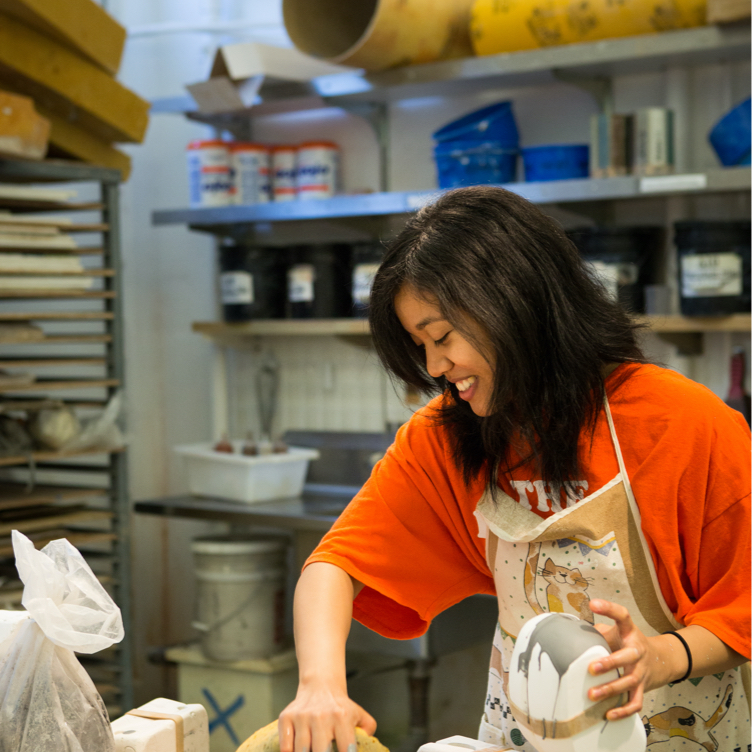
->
[0,530,124,752]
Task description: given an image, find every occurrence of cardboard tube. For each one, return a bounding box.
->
[283,0,475,71]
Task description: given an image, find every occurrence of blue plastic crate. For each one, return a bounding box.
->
[434,141,518,189]
[433,101,519,148]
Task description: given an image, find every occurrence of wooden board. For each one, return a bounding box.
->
[0,445,122,467]
[0,506,112,536]
[0,528,115,555]
[44,107,131,180]
[0,0,126,75]
[0,89,49,159]
[0,357,107,366]
[0,311,112,320]
[0,289,115,298]
[0,245,103,254]
[0,14,148,144]
[0,377,119,392]
[0,483,106,511]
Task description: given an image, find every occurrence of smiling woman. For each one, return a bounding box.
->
[279,185,750,752]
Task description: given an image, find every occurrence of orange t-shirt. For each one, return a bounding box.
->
[306,363,751,658]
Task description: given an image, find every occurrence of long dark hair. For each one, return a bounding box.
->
[369,185,647,500]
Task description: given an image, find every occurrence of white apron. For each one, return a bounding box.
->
[474,397,751,752]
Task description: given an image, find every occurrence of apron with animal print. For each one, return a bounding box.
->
[474,396,751,752]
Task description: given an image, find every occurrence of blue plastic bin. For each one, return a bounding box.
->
[521,144,589,182]
[434,141,518,189]
[433,101,519,147]
[709,98,751,167]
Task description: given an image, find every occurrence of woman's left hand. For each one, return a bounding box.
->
[587,599,680,720]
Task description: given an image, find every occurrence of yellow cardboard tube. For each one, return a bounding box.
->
[470,0,707,55]
[283,0,475,71]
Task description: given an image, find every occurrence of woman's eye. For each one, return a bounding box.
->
[434,332,450,346]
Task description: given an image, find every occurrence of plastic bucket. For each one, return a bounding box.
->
[434,141,518,188]
[432,101,519,146]
[522,144,589,181]
[192,536,287,662]
[709,98,751,167]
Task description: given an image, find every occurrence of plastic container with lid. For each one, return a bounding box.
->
[674,220,751,316]
[522,144,589,182]
[219,244,287,322]
[567,226,662,313]
[231,142,271,205]
[271,146,298,201]
[186,139,232,208]
[296,141,339,200]
[287,245,351,319]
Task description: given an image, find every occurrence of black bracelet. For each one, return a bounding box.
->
[663,630,693,683]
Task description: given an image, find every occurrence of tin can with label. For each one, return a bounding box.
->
[296,141,339,200]
[219,244,286,321]
[271,146,298,202]
[186,140,232,208]
[231,143,271,205]
[287,245,351,318]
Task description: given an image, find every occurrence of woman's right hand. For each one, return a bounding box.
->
[279,681,377,752]
[282,562,375,752]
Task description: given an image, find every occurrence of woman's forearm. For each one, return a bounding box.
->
[294,561,364,690]
[666,625,748,684]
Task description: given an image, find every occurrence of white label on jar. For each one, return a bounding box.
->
[587,260,638,301]
[681,253,743,297]
[220,272,254,304]
[353,263,380,304]
[289,264,315,302]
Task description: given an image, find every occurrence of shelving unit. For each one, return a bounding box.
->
[0,158,132,715]
[151,26,751,387]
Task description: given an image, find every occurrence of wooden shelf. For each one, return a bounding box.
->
[194,315,751,343]
[0,269,114,277]
[0,334,113,344]
[0,311,114,321]
[0,357,107,367]
[0,378,119,393]
[0,446,123,468]
[193,319,370,339]
[0,508,112,537]
[634,314,752,332]
[0,484,108,512]
[0,289,115,299]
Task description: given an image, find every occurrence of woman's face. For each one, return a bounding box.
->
[395,286,495,417]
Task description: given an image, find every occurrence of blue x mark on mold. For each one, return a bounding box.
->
[202,687,245,746]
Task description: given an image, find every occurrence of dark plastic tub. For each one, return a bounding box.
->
[286,245,352,319]
[522,144,589,182]
[432,101,519,147]
[219,245,286,321]
[567,226,663,313]
[674,221,751,316]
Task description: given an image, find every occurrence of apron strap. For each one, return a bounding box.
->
[508,692,626,740]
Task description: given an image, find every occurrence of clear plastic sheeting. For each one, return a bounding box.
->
[0,530,124,752]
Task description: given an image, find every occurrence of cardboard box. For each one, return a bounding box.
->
[187,42,352,113]
[0,89,49,160]
[0,12,148,144]
[0,0,125,75]
[166,645,298,752]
